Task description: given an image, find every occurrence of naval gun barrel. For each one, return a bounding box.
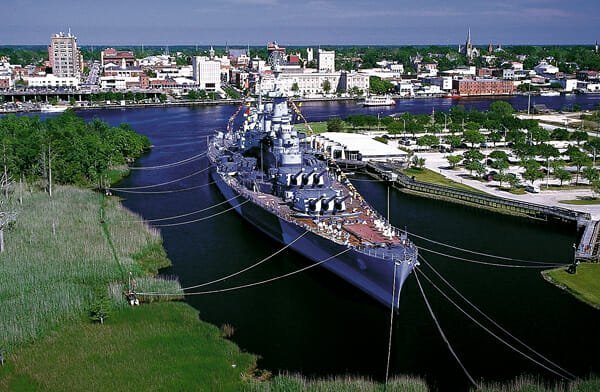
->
[292,169,305,179]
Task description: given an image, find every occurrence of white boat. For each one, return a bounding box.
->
[362,95,395,106]
[539,90,560,97]
[40,104,69,113]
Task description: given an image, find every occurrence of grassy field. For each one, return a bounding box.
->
[402,168,486,194]
[0,186,180,351]
[0,302,255,391]
[543,263,600,309]
[559,199,600,205]
[294,121,329,134]
[0,185,257,391]
[245,374,428,392]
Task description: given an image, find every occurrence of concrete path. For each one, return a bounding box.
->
[417,151,600,220]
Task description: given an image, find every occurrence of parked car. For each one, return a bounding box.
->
[524,185,540,193]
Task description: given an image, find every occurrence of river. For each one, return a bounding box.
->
[35,94,600,390]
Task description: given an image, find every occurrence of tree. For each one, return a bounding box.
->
[322,80,331,95]
[89,294,112,325]
[291,82,299,95]
[536,143,560,187]
[465,160,485,177]
[582,166,599,184]
[446,155,462,169]
[463,129,485,148]
[489,101,514,116]
[489,150,509,161]
[326,118,343,133]
[592,180,600,197]
[568,149,592,184]
[463,149,484,162]
[417,135,439,148]
[550,128,570,140]
[369,76,394,94]
[554,168,572,186]
[523,162,544,185]
[570,130,589,145]
[445,135,462,148]
[411,155,426,169]
[488,131,503,147]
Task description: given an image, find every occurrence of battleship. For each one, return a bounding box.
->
[208,54,418,309]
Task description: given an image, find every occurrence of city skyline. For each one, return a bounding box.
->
[2,0,599,46]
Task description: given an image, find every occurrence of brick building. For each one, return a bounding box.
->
[452,78,515,96]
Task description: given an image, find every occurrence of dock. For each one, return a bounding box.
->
[357,161,600,262]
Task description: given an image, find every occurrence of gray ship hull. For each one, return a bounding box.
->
[211,167,413,309]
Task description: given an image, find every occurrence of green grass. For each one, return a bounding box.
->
[559,199,600,205]
[543,263,600,309]
[245,374,428,392]
[0,185,178,351]
[0,302,256,391]
[476,375,600,392]
[294,121,329,134]
[402,168,486,194]
[508,188,527,195]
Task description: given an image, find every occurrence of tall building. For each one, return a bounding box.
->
[306,48,314,63]
[460,28,479,62]
[318,49,335,73]
[192,56,221,91]
[48,31,82,78]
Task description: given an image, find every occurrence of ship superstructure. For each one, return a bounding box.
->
[208,56,418,309]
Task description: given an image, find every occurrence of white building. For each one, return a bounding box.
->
[256,70,368,97]
[48,31,82,78]
[534,61,560,76]
[313,132,408,162]
[28,74,80,88]
[318,49,335,73]
[156,66,193,80]
[306,48,314,63]
[559,79,578,92]
[192,56,221,91]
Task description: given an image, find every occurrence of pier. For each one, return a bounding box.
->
[359,161,600,261]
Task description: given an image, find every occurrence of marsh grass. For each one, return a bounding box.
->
[244,374,428,392]
[0,186,177,351]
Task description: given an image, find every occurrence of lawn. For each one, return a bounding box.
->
[402,168,486,194]
[0,302,256,391]
[294,121,329,134]
[559,199,600,205]
[543,263,600,309]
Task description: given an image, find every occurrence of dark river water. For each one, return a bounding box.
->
[34,95,600,391]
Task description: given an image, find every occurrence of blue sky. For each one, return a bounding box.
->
[2,0,599,45]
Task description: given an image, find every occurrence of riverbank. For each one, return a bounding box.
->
[542,264,600,309]
[0,185,256,390]
[0,95,363,114]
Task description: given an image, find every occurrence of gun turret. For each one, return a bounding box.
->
[292,169,305,186]
[334,195,350,212]
[321,194,337,212]
[313,170,327,186]
[303,169,317,186]
[308,195,325,212]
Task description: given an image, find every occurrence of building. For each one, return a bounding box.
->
[339,71,369,94]
[459,28,479,62]
[27,74,80,88]
[452,78,515,96]
[534,61,560,76]
[318,49,335,73]
[306,48,314,63]
[313,132,408,162]
[48,31,82,78]
[192,56,221,91]
[101,48,136,68]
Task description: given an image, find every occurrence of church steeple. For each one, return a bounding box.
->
[466,28,472,47]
